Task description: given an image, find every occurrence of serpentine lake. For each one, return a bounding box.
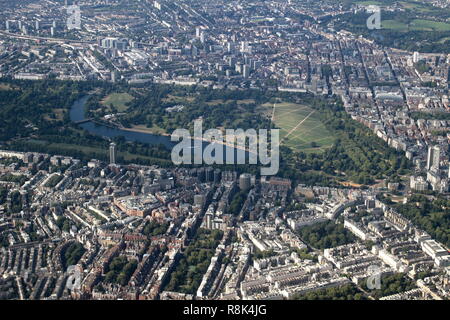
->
[69,96,253,162]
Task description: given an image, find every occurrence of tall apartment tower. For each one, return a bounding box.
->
[448,163,450,179]
[227,42,233,53]
[109,142,116,165]
[243,64,250,78]
[239,173,251,191]
[240,41,248,53]
[205,212,213,229]
[200,32,205,44]
[426,145,440,170]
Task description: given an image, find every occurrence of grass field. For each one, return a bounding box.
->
[101,92,133,112]
[409,19,450,32]
[264,102,335,153]
[381,20,409,30]
[381,19,450,32]
[354,0,437,13]
[355,1,382,5]
[399,1,433,12]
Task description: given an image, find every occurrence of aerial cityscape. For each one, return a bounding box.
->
[0,0,449,302]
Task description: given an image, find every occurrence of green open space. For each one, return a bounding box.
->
[355,1,382,5]
[264,102,335,153]
[409,19,450,32]
[101,92,133,112]
[381,19,450,31]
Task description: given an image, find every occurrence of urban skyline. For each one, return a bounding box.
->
[0,0,449,303]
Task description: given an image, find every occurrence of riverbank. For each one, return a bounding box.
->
[120,126,171,137]
[120,125,254,153]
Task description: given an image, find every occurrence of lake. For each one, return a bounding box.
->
[69,96,253,162]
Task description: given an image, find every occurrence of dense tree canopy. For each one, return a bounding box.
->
[394,195,450,247]
[297,220,356,249]
[164,229,223,294]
